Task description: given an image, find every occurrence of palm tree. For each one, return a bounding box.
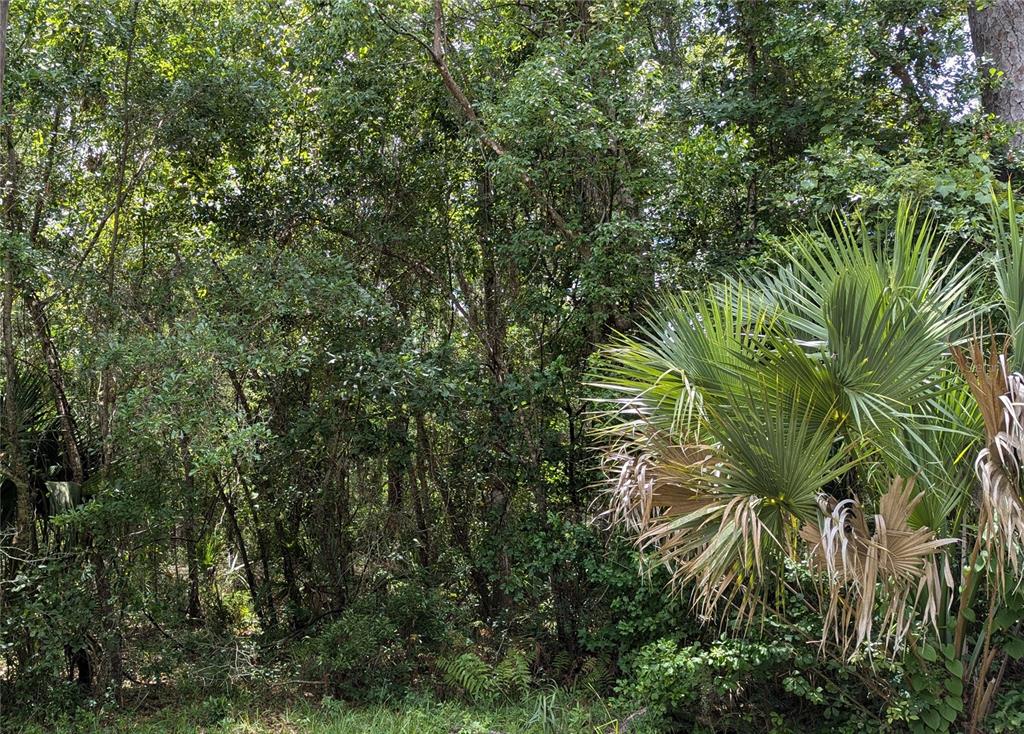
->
[594,195,1024,732]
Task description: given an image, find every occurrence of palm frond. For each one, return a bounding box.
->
[801,477,956,657]
[590,282,776,443]
[898,375,981,533]
[957,341,1024,592]
[0,370,57,482]
[990,187,1024,359]
[603,378,852,618]
[596,200,982,646]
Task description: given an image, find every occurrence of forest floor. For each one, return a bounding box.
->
[10,693,635,734]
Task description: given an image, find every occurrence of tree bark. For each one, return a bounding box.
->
[410,453,432,568]
[180,435,203,624]
[385,414,408,521]
[0,0,30,556]
[24,292,84,484]
[215,473,268,628]
[275,516,306,629]
[2,253,29,554]
[969,1,1024,144]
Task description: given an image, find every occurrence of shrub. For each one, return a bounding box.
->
[614,626,915,734]
[297,602,409,702]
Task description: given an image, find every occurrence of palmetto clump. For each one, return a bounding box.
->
[595,195,1024,671]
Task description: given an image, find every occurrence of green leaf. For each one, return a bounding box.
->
[945,677,963,697]
[995,606,1019,631]
[920,644,938,662]
[944,658,963,678]
[1004,636,1024,660]
[939,702,957,723]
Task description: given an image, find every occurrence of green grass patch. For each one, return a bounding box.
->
[10,692,648,734]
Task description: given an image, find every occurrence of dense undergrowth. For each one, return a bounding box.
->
[7,570,1024,734]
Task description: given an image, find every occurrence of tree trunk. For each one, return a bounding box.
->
[385,414,408,523]
[215,474,268,629]
[0,0,29,557]
[415,412,493,617]
[180,436,203,624]
[275,516,306,629]
[477,167,511,621]
[969,1,1024,144]
[225,372,279,627]
[410,454,432,568]
[2,254,29,554]
[24,292,84,484]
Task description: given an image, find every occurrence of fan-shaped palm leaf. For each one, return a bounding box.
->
[0,370,57,481]
[800,477,956,656]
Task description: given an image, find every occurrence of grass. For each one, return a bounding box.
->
[8,692,647,734]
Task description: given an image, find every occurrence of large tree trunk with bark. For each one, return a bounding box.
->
[970,1,1024,144]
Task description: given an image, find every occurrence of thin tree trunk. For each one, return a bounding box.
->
[415,412,493,617]
[2,253,28,553]
[237,466,277,627]
[410,455,432,568]
[477,167,511,620]
[98,0,142,470]
[385,414,408,522]
[24,292,84,483]
[225,374,279,627]
[0,0,29,556]
[275,516,306,629]
[215,474,267,628]
[180,435,203,624]
[90,545,122,694]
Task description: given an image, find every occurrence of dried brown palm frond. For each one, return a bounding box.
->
[600,432,786,619]
[952,335,1008,441]
[602,438,719,532]
[953,337,1024,592]
[975,367,1024,590]
[801,477,956,657]
[646,492,785,621]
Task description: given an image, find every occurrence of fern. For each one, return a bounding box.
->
[550,650,574,682]
[439,652,495,701]
[439,648,536,703]
[494,648,531,699]
[577,655,615,694]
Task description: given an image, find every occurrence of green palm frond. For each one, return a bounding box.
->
[898,374,981,533]
[754,201,979,347]
[591,281,775,442]
[0,370,57,475]
[823,275,949,434]
[991,187,1024,361]
[705,380,852,525]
